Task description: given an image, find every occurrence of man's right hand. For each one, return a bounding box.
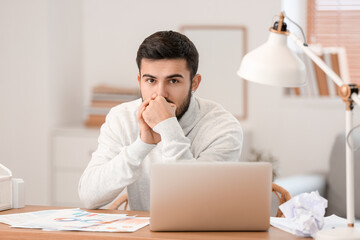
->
[137,97,161,144]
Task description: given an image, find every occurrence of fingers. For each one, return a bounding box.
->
[137,97,152,125]
[137,95,155,116]
[137,101,148,121]
[169,103,177,116]
[137,94,159,124]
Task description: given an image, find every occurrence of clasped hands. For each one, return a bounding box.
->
[137,93,176,144]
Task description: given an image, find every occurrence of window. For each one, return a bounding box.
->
[307,0,360,84]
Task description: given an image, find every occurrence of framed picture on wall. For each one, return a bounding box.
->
[180,25,248,120]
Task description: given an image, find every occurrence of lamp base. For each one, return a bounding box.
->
[316,227,360,240]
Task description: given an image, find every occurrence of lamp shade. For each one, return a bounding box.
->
[237,32,307,87]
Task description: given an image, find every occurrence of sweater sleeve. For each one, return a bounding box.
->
[153,117,193,162]
[78,109,155,209]
[153,116,243,163]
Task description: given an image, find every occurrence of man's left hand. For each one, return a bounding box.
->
[142,95,176,128]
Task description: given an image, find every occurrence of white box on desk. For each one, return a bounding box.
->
[0,163,12,211]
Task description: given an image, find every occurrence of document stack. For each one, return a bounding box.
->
[85,85,140,127]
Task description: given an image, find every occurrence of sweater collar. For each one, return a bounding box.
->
[178,95,198,136]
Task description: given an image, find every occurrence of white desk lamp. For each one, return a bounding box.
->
[238,12,360,240]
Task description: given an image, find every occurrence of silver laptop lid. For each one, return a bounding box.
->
[150,162,272,231]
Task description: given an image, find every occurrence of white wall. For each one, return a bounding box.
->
[0,0,350,205]
[0,0,50,204]
[0,0,83,205]
[48,0,83,126]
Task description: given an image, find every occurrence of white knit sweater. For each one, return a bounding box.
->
[78,96,243,211]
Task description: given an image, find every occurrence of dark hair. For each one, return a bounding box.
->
[136,31,199,79]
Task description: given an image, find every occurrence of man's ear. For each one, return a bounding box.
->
[137,73,141,86]
[191,74,202,92]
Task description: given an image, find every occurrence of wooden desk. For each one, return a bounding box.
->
[0,206,306,240]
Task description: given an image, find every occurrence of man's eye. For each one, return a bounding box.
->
[170,79,179,84]
[146,79,155,83]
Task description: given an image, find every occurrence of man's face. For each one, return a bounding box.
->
[138,58,200,119]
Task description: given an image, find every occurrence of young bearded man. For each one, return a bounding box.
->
[78,31,243,211]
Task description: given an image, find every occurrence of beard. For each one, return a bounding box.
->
[168,87,192,120]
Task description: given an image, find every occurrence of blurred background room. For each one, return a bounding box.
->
[0,0,359,219]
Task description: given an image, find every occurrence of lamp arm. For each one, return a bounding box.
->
[289,32,360,109]
[289,32,344,87]
[289,32,360,228]
[351,93,360,106]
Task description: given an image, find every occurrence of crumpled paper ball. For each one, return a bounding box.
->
[279,191,328,237]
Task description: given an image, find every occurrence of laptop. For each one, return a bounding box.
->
[150,162,272,231]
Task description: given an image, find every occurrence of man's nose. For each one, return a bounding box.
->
[156,83,168,98]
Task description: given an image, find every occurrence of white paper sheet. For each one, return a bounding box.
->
[0,208,149,233]
[271,214,356,238]
[59,217,150,232]
[0,209,62,226]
